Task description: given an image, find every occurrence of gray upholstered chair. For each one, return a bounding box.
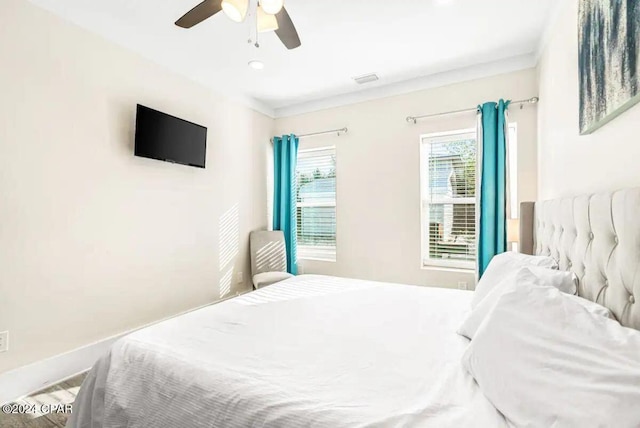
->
[249,230,294,289]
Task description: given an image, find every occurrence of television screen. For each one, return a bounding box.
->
[134,104,207,168]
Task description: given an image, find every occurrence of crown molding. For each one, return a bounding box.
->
[25,0,551,121]
[232,94,276,118]
[26,0,554,121]
[272,53,538,118]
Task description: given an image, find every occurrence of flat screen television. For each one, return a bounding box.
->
[134,104,207,168]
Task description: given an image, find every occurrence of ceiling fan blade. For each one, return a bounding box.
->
[275,7,301,49]
[175,0,223,28]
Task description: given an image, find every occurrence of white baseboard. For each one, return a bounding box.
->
[0,291,249,405]
[0,333,122,405]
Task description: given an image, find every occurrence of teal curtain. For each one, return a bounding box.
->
[477,99,510,277]
[272,134,299,275]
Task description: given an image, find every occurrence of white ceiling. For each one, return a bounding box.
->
[27,0,557,117]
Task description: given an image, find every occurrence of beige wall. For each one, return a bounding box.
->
[275,69,539,288]
[0,0,272,373]
[537,1,640,200]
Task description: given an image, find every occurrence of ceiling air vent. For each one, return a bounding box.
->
[353,73,379,85]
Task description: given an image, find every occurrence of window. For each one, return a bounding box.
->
[420,125,518,269]
[420,129,477,269]
[296,147,337,261]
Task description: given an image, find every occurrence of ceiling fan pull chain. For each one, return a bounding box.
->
[254,0,260,48]
[253,24,260,48]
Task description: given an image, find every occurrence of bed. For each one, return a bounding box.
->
[68,188,640,428]
[68,275,505,427]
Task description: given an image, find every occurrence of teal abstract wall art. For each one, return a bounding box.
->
[579,0,640,134]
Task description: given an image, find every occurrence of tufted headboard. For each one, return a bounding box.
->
[519,189,640,330]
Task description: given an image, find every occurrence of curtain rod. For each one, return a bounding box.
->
[406,97,540,124]
[299,127,348,138]
[270,127,348,143]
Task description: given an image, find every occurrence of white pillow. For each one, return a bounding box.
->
[526,265,578,295]
[462,285,640,427]
[459,267,609,340]
[564,293,614,320]
[458,268,531,340]
[472,252,558,308]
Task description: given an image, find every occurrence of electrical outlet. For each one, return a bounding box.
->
[237,272,243,284]
[457,282,468,291]
[0,331,9,353]
[298,263,305,275]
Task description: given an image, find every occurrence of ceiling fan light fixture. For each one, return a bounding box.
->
[221,0,248,22]
[260,0,284,15]
[257,6,279,32]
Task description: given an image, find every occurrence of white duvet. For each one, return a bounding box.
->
[68,275,505,428]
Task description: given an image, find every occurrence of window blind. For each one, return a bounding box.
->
[420,125,519,269]
[421,131,477,269]
[296,147,337,261]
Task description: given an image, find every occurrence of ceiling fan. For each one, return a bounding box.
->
[175,0,301,50]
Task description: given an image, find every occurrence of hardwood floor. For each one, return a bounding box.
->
[0,373,87,428]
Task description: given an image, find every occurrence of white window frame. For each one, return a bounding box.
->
[296,146,337,262]
[419,124,519,270]
[420,128,478,270]
[507,123,519,252]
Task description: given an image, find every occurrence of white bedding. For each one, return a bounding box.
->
[463,284,640,427]
[68,275,506,428]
